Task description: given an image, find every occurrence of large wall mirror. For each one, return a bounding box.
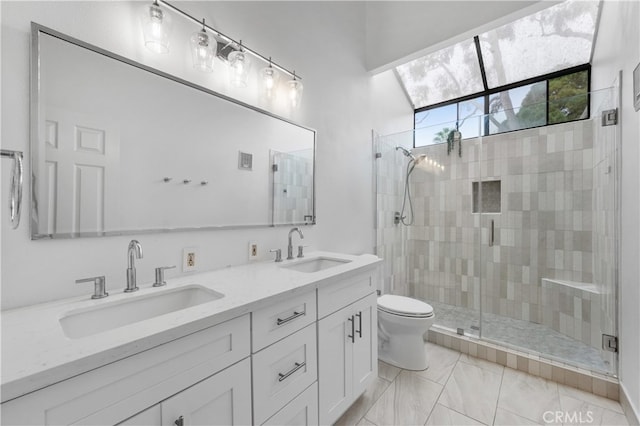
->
[30,23,316,239]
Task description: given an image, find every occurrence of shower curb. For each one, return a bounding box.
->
[427,327,620,401]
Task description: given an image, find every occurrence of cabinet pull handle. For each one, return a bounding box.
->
[276,310,305,325]
[356,311,362,338]
[278,361,306,382]
[348,315,355,343]
[174,415,184,426]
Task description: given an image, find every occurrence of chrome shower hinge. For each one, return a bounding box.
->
[601,109,618,126]
[602,334,618,352]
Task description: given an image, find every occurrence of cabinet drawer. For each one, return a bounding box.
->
[317,271,375,319]
[262,382,318,426]
[1,314,250,426]
[252,290,316,352]
[252,323,317,425]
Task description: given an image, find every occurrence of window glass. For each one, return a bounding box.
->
[414,104,457,147]
[396,39,484,109]
[488,82,546,134]
[479,0,598,88]
[458,97,484,139]
[549,70,589,124]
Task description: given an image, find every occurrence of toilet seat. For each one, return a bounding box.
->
[377,295,434,318]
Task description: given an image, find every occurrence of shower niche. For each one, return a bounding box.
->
[472,180,501,213]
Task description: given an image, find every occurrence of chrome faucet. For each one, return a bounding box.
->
[287,227,304,260]
[126,239,143,292]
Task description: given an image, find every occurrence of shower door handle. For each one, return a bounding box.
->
[347,315,355,343]
[489,220,495,247]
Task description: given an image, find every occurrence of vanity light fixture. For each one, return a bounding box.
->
[146,1,304,106]
[287,72,304,109]
[261,58,279,100]
[141,0,172,54]
[190,18,216,72]
[228,41,251,88]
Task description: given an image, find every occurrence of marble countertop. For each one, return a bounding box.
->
[1,251,381,402]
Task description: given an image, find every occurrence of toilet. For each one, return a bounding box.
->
[377,294,435,371]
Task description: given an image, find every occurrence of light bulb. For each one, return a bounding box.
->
[287,78,303,108]
[261,66,279,100]
[190,24,215,73]
[141,2,171,54]
[228,50,250,88]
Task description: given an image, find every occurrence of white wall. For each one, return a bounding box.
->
[0,1,412,310]
[591,0,640,419]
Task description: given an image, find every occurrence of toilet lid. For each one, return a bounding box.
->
[378,295,434,318]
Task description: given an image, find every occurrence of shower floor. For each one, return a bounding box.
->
[427,300,609,373]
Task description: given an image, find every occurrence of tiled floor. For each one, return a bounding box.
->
[429,301,609,373]
[335,342,629,426]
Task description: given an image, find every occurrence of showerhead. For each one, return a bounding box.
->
[395,146,415,160]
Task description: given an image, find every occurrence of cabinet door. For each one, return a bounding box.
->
[351,293,377,397]
[262,383,318,426]
[117,405,161,425]
[317,305,353,425]
[161,358,251,426]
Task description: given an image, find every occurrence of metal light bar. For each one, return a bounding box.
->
[157,0,301,80]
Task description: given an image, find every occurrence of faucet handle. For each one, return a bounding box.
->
[76,276,108,299]
[153,265,176,287]
[297,245,308,258]
[269,249,283,263]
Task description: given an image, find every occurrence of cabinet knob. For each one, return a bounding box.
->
[174,415,184,426]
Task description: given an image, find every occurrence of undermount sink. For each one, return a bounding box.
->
[59,285,224,339]
[281,256,352,273]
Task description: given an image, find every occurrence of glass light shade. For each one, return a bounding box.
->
[260,66,280,100]
[228,50,251,88]
[287,79,303,108]
[141,3,171,54]
[190,30,215,72]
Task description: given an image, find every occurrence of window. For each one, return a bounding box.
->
[397,0,599,140]
[396,39,484,108]
[413,68,590,147]
[479,1,598,89]
[488,82,546,134]
[548,70,589,124]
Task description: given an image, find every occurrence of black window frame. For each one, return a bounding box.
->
[413,63,591,147]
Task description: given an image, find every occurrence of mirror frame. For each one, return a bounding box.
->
[30,22,316,240]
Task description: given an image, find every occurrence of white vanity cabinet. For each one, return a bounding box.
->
[251,289,318,426]
[1,315,251,426]
[1,253,382,426]
[317,273,378,425]
[119,359,251,426]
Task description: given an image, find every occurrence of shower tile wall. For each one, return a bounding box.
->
[375,140,409,296]
[272,151,313,224]
[409,120,596,330]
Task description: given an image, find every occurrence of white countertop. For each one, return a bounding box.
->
[1,251,381,402]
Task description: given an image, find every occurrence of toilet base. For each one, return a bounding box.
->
[378,333,429,371]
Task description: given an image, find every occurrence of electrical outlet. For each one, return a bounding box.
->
[183,247,198,272]
[249,241,258,260]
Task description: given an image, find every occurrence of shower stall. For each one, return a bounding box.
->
[374,87,619,376]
